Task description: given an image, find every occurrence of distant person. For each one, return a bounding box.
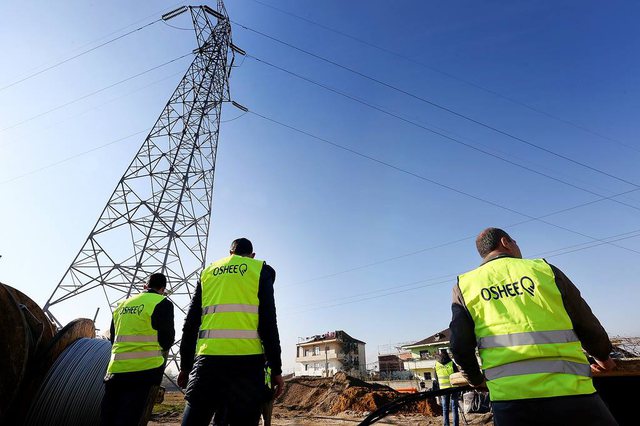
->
[178,237,284,425]
[434,348,459,426]
[450,227,617,425]
[101,273,175,426]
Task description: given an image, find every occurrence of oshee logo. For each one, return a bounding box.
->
[480,276,536,301]
[121,304,145,315]
[211,263,248,276]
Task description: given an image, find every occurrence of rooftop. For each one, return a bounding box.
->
[297,330,366,346]
[402,328,451,349]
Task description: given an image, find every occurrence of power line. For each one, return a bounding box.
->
[246,55,640,215]
[0,53,192,134]
[0,129,149,185]
[235,27,638,189]
[0,21,160,93]
[279,228,640,315]
[246,0,639,154]
[249,109,640,257]
[282,184,640,289]
[0,1,189,93]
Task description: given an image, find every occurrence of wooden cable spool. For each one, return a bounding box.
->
[0,283,30,423]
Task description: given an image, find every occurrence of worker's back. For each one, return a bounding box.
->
[196,254,266,357]
[458,256,593,401]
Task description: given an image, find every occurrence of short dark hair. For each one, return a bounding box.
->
[148,273,167,290]
[476,227,512,258]
[230,238,253,256]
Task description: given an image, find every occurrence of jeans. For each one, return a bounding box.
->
[441,392,459,426]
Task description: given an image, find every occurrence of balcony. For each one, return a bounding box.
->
[403,358,436,370]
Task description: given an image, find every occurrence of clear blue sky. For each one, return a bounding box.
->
[1,0,639,373]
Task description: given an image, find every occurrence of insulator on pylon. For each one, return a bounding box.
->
[161,6,189,21]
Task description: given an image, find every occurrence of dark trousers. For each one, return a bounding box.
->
[492,393,618,426]
[100,380,153,426]
[182,361,263,426]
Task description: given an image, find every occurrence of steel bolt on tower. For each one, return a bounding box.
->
[44,3,237,368]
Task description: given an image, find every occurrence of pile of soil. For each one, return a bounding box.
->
[276,372,440,416]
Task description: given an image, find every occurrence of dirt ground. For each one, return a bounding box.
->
[150,373,493,425]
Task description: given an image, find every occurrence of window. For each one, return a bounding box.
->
[304,349,310,357]
[314,363,320,369]
[419,350,430,359]
[305,364,308,371]
[424,372,432,380]
[314,346,320,355]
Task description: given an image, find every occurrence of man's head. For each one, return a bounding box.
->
[475,227,522,260]
[230,237,255,258]
[146,272,167,293]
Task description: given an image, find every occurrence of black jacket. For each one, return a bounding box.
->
[179,260,282,378]
[106,289,175,384]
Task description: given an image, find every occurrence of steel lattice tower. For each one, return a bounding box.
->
[44,3,236,365]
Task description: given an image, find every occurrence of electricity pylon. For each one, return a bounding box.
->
[44,3,240,368]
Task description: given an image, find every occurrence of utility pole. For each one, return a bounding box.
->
[43,2,240,370]
[325,345,329,378]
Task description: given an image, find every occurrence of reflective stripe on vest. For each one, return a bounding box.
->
[113,350,163,360]
[458,257,594,401]
[435,361,455,389]
[202,304,259,315]
[197,255,265,356]
[485,359,592,381]
[107,292,165,374]
[198,329,260,339]
[478,329,579,349]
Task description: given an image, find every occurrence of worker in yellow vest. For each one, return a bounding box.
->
[100,273,175,426]
[450,228,617,425]
[434,349,459,426]
[177,238,284,425]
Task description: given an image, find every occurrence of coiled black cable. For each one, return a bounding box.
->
[24,338,111,426]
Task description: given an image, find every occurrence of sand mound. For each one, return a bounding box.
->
[277,372,440,416]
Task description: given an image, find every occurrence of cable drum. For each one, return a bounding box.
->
[24,338,111,426]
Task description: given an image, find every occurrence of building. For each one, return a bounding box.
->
[401,328,451,382]
[295,330,366,377]
[378,352,413,380]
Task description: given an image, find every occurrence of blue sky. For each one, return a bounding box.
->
[1,0,639,373]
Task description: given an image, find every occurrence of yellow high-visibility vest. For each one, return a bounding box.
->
[458,257,595,401]
[435,361,455,389]
[107,292,165,373]
[196,255,265,356]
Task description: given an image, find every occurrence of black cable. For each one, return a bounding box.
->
[246,53,640,199]
[249,110,640,256]
[245,0,638,154]
[0,53,192,134]
[358,385,472,425]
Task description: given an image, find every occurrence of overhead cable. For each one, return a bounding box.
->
[0,20,160,93]
[0,1,189,93]
[249,109,640,256]
[284,186,640,289]
[245,0,638,154]
[280,227,640,314]
[235,28,638,188]
[0,53,192,134]
[246,56,640,214]
[0,129,149,185]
